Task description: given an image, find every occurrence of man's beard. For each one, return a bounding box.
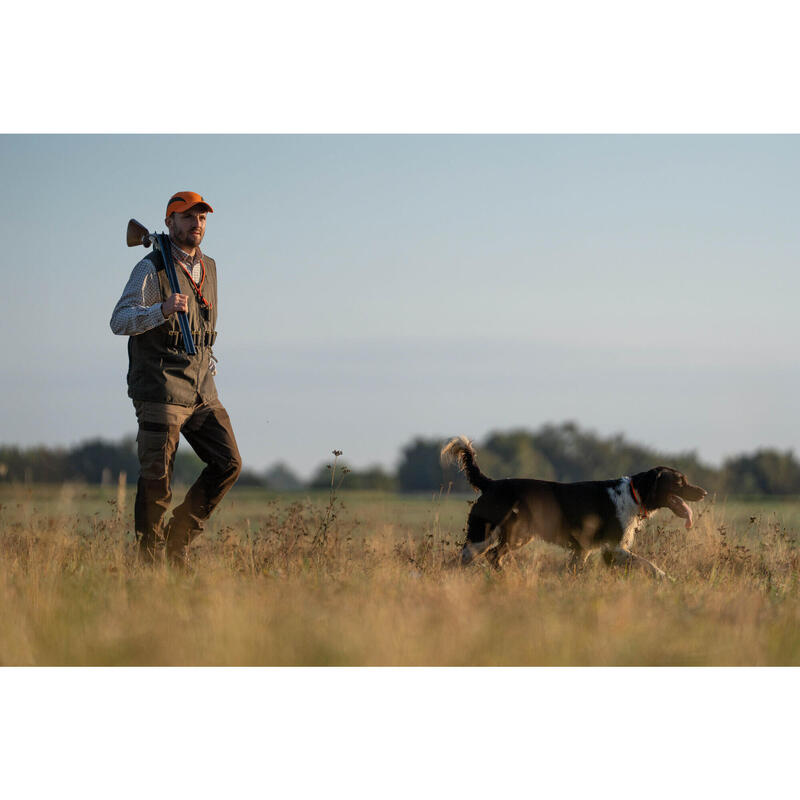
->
[173,229,203,250]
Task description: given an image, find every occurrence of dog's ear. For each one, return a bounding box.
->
[634,467,666,509]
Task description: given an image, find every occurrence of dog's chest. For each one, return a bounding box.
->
[607,480,643,549]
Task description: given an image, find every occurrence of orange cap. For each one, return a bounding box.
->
[166,191,214,217]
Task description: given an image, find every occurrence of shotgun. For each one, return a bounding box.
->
[126,219,197,356]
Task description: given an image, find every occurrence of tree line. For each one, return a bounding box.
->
[2,421,800,496]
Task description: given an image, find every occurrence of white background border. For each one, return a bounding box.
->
[2,1,798,795]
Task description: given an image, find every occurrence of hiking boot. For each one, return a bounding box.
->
[164,518,191,570]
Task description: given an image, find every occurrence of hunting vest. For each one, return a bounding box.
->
[127,249,219,406]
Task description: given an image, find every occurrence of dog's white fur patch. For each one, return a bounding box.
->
[607,478,644,550]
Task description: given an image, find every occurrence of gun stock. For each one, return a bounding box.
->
[126,218,152,248]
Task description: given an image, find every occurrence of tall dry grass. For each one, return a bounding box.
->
[1,482,800,665]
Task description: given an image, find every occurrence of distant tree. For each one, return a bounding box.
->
[308,460,397,491]
[344,466,398,491]
[531,421,622,482]
[264,462,303,491]
[3,423,800,497]
[0,445,71,482]
[235,468,266,487]
[527,421,698,483]
[396,437,466,493]
[395,423,725,495]
[67,438,139,483]
[722,450,800,495]
[481,429,556,481]
[308,460,352,490]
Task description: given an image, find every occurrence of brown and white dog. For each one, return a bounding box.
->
[442,436,707,579]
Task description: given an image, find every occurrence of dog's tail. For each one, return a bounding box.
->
[441,436,492,493]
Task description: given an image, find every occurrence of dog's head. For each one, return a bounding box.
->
[631,467,707,529]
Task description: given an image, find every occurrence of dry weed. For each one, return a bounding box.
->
[1,485,799,664]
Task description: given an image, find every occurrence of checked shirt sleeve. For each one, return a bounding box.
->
[110,258,168,336]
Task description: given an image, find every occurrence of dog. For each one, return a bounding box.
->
[441,436,707,579]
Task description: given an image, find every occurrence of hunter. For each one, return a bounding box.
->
[110,191,242,567]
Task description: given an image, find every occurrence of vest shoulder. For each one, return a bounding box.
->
[203,254,218,281]
[143,250,165,270]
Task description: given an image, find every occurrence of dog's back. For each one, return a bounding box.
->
[442,436,591,556]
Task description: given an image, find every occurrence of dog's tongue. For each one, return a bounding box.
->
[667,494,693,529]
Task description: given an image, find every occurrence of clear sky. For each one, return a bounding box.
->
[1,134,798,477]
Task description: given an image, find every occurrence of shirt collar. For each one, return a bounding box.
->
[170,240,202,266]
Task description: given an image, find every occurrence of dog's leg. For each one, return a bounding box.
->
[567,548,590,574]
[603,547,668,580]
[487,536,530,571]
[485,544,509,570]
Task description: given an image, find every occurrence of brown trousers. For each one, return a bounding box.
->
[133,398,242,560]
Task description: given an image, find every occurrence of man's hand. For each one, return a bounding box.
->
[161,293,189,317]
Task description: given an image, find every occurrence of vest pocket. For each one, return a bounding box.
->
[160,353,192,374]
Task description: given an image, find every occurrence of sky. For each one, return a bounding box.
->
[1,134,799,478]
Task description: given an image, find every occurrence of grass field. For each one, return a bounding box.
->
[2,481,800,665]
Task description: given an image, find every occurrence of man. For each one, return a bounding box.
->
[110,191,242,567]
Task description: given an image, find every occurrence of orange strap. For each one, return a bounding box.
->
[629,479,648,519]
[178,258,213,311]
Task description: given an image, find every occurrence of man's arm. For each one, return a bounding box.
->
[110,258,188,335]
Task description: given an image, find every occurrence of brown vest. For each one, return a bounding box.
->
[127,249,219,406]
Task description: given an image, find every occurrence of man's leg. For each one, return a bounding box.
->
[133,401,189,564]
[166,399,242,565]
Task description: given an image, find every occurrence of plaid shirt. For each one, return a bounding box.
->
[110,242,217,374]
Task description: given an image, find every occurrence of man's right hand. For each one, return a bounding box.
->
[161,293,189,317]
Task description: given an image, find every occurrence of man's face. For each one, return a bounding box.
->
[166,205,208,251]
